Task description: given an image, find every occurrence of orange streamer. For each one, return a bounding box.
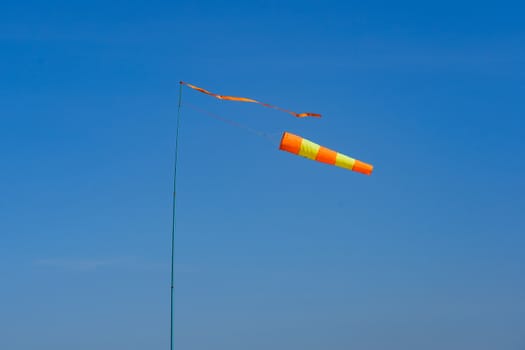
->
[180,81,321,118]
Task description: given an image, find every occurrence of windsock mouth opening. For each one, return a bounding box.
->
[278,132,287,150]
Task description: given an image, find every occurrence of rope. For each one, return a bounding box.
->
[183,102,280,144]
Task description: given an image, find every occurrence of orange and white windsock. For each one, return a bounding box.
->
[279,132,373,175]
[180,81,321,118]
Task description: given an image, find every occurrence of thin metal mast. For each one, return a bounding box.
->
[170,82,183,350]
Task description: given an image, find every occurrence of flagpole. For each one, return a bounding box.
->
[170,82,183,350]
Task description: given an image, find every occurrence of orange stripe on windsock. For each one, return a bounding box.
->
[351,160,373,175]
[279,132,303,154]
[181,81,321,118]
[315,146,338,165]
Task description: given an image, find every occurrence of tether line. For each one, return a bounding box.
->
[183,101,280,144]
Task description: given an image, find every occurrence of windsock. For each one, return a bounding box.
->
[279,132,373,175]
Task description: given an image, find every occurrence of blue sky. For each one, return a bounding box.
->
[1,1,524,349]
